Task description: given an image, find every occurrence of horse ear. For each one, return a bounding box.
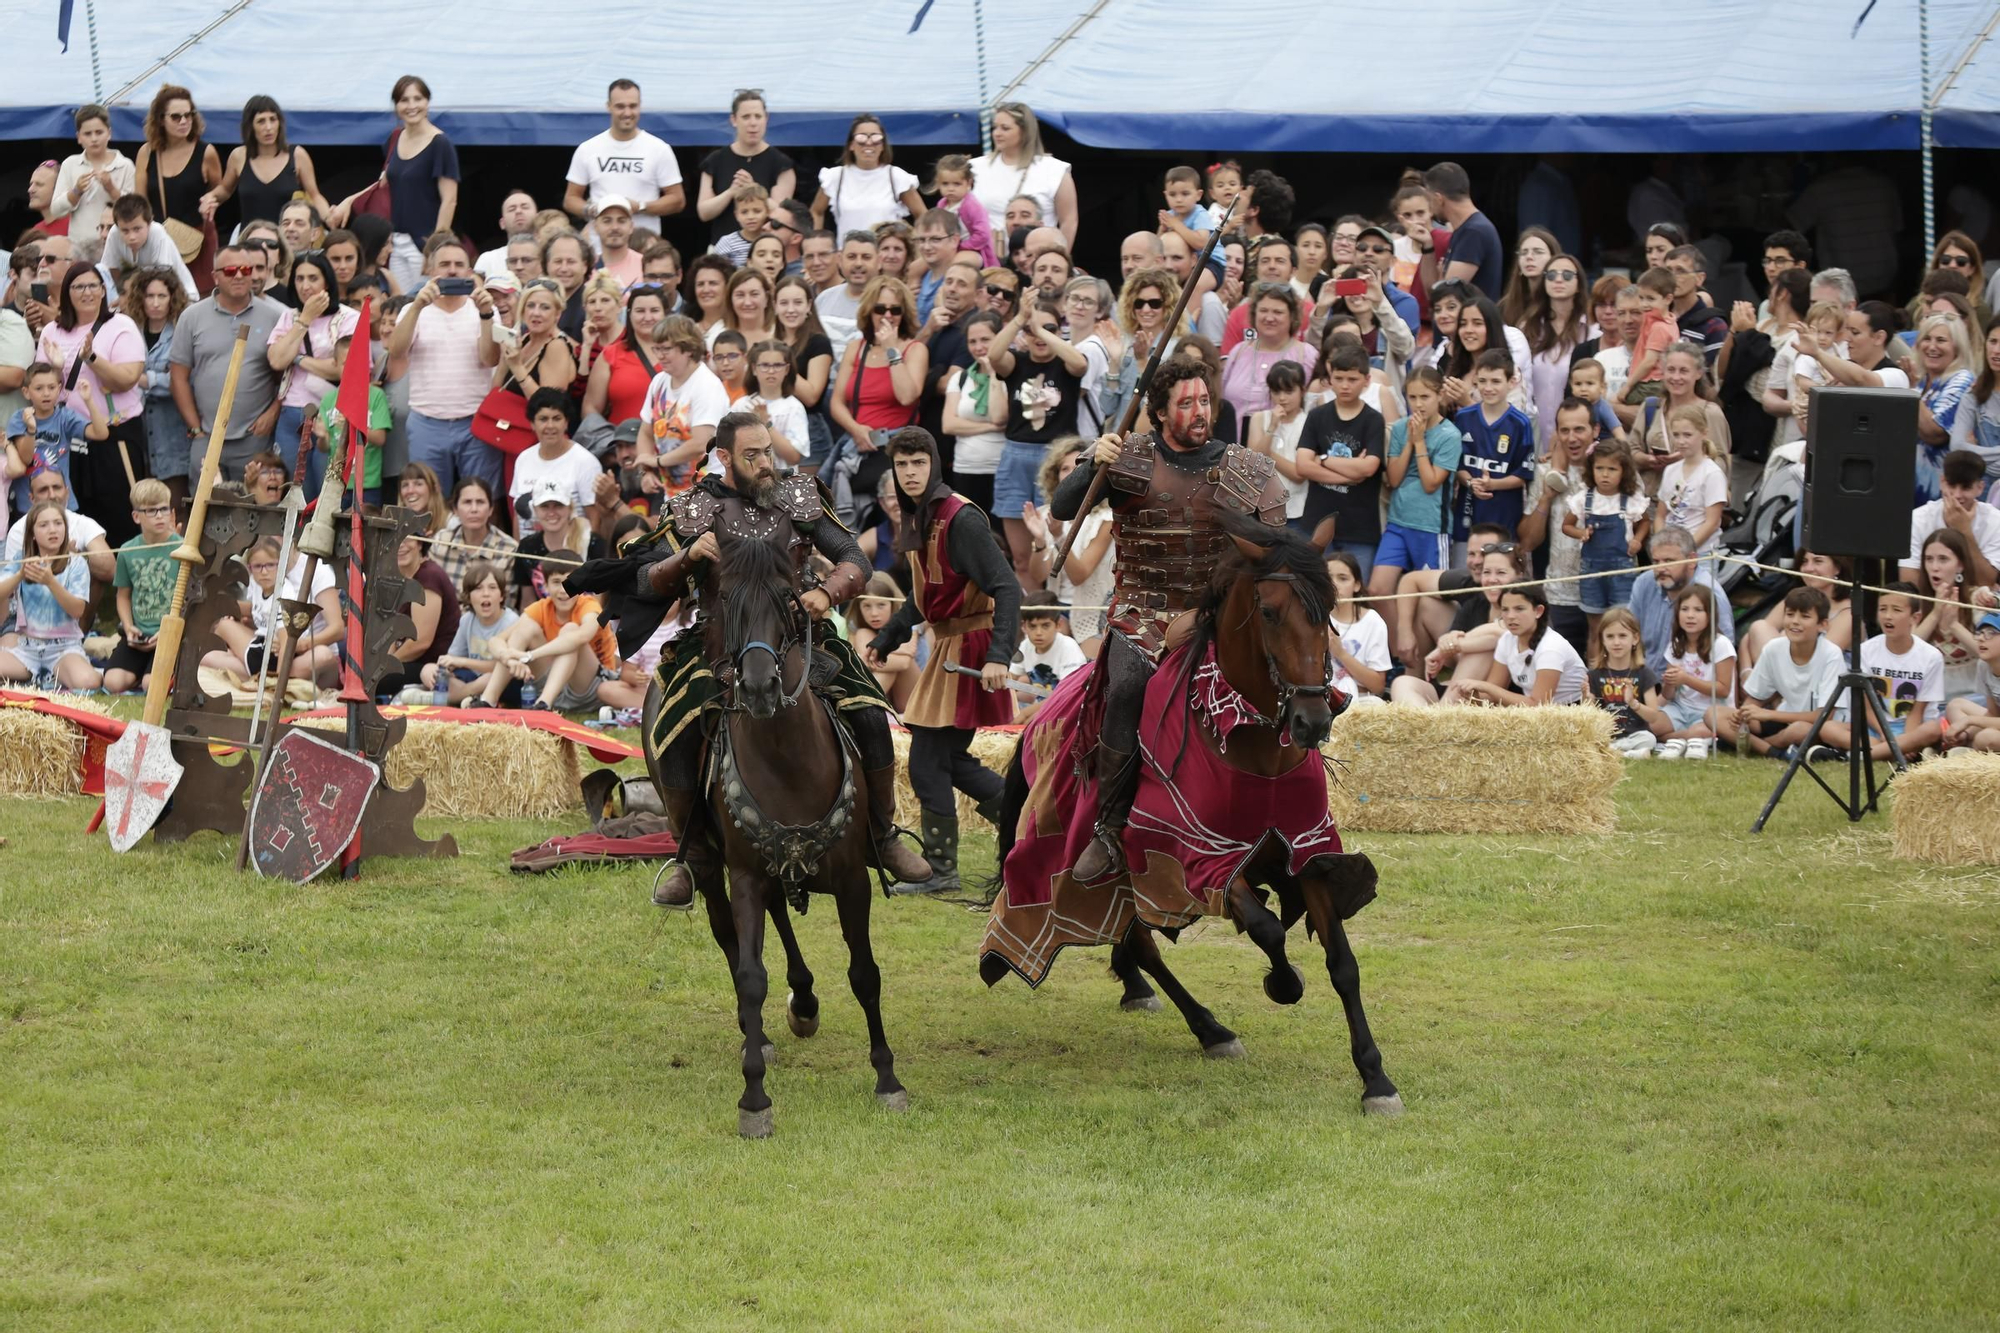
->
[1231,532,1273,562]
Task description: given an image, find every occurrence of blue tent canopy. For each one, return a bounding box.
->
[2,0,1996,150]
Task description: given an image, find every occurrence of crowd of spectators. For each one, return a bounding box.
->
[4,77,1996,763]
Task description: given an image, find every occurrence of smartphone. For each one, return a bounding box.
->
[30,282,48,303]
[1331,278,1368,298]
[436,277,475,296]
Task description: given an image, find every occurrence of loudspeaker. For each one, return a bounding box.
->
[1802,386,1919,559]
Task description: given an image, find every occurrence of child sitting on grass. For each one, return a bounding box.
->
[1943,610,2000,751]
[1817,582,1944,761]
[105,478,179,694]
[1719,586,1843,759]
[1012,605,1084,722]
[479,553,645,713]
[1590,607,1670,756]
[1447,583,1587,706]
[0,499,100,690]
[422,560,520,706]
[201,536,342,685]
[1657,583,1734,760]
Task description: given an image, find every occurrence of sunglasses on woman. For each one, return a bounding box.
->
[871,304,902,316]
[1937,254,1976,269]
[1131,297,1165,310]
[984,284,1016,298]
[1544,268,1580,281]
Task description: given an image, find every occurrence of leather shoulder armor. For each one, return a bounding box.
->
[669,486,720,541]
[1109,432,1156,495]
[1216,445,1287,527]
[777,474,823,525]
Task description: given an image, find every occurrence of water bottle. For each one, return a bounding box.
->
[432,666,449,708]
[519,677,538,710]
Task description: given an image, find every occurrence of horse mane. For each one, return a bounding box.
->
[1170,510,1333,775]
[1181,510,1334,670]
[719,533,799,650]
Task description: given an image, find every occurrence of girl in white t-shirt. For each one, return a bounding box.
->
[1326,551,1391,704]
[201,537,342,684]
[1246,360,1310,524]
[745,339,808,469]
[1657,582,1736,759]
[812,116,923,237]
[1654,402,1728,554]
[1454,585,1587,706]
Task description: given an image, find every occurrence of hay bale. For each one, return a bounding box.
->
[0,696,105,797]
[1890,752,2000,865]
[1323,703,1623,835]
[889,727,1024,833]
[294,717,580,819]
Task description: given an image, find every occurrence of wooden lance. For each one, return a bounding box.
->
[1043,196,1238,575]
[138,324,252,730]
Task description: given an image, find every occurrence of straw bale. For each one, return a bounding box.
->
[889,728,1024,833]
[1323,703,1623,835]
[0,691,114,798]
[1890,752,2000,865]
[294,718,581,819]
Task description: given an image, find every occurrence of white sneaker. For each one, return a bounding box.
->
[1624,736,1658,758]
[1657,738,1688,760]
[1684,738,1711,760]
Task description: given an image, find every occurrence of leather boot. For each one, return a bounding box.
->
[864,763,933,884]
[1071,744,1138,884]
[652,783,701,908]
[888,813,960,895]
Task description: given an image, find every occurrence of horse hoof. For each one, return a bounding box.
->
[738,1107,774,1139]
[1263,963,1305,1005]
[1362,1093,1406,1118]
[1202,1038,1246,1060]
[878,1089,909,1113]
[1120,994,1162,1013]
[786,993,819,1039]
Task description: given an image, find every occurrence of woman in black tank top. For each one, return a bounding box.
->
[200,95,331,232]
[135,85,223,290]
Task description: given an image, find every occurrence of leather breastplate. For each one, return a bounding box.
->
[1105,436,1285,658]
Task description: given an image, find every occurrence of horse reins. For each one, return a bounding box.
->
[723,578,811,711]
[1239,573,1335,731]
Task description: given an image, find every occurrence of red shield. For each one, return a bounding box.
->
[104,721,184,853]
[247,729,380,883]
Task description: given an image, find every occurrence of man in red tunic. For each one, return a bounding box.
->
[1049,359,1290,883]
[864,428,1020,894]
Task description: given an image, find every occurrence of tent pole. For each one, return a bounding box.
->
[975,0,992,154]
[84,0,103,101]
[106,0,259,106]
[1919,0,1935,255]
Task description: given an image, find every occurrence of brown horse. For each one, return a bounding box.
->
[988,516,1401,1115]
[642,535,903,1138]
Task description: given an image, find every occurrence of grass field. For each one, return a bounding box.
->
[3,754,1998,1330]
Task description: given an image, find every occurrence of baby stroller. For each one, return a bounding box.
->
[1716,440,1806,615]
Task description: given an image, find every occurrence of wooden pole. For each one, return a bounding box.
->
[139,325,251,730]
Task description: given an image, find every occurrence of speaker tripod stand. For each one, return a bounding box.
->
[1751,577,1907,832]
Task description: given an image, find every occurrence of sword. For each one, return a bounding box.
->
[235,422,349,873]
[1044,195,1237,576]
[944,661,1050,699]
[245,484,306,751]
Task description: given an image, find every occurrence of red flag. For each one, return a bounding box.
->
[335,298,373,490]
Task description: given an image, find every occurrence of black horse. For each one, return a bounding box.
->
[642,535,903,1138]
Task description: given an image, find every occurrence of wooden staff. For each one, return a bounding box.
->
[1044,196,1237,574]
[138,325,252,731]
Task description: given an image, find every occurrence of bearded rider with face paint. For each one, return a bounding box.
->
[1049,359,1290,883]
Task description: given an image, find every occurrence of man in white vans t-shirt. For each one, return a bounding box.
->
[563,79,685,236]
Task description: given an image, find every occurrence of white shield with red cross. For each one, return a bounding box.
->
[247,729,380,883]
[103,721,185,853]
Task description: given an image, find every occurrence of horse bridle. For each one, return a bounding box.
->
[723,579,811,711]
[1242,573,1335,730]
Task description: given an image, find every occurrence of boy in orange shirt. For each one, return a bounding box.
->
[477,551,645,712]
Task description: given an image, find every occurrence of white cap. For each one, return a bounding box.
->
[592,194,635,218]
[530,476,572,508]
